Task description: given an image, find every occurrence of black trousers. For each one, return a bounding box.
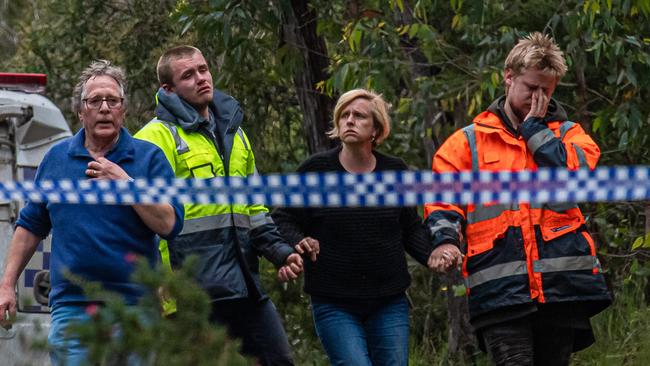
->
[209,297,294,366]
[481,315,575,366]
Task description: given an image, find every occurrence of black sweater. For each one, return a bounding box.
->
[272,147,433,300]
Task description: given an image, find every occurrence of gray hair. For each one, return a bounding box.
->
[72,60,127,113]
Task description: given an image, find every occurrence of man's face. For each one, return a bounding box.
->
[504,67,558,122]
[78,75,125,143]
[165,52,214,109]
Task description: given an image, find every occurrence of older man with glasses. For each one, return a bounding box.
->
[0,60,184,365]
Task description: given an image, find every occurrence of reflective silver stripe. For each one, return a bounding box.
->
[526,128,555,155]
[233,213,251,228]
[465,260,528,289]
[467,202,519,224]
[250,213,273,229]
[573,144,588,168]
[180,213,253,235]
[533,256,599,273]
[237,128,249,150]
[559,121,575,140]
[462,125,478,172]
[156,119,190,155]
[429,219,460,236]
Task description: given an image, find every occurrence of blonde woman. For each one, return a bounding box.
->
[273,89,435,366]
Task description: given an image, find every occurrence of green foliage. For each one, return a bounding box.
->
[2,0,184,132]
[573,266,650,365]
[64,256,250,365]
[172,0,311,172]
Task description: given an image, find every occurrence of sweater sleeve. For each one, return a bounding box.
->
[400,206,434,266]
[382,154,434,265]
[271,157,317,247]
[146,145,185,240]
[15,150,53,238]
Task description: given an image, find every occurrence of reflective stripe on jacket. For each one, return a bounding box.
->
[424,110,611,320]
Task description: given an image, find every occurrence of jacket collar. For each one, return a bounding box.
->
[155,88,243,133]
[67,127,135,163]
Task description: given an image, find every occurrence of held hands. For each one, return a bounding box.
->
[277,253,304,282]
[278,236,320,282]
[294,236,320,262]
[524,89,551,122]
[428,244,463,272]
[86,157,130,180]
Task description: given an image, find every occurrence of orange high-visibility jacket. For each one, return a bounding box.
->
[424,101,611,320]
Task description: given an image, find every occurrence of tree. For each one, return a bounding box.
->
[4,0,183,130]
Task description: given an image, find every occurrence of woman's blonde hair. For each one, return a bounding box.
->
[327,88,391,146]
[505,32,567,79]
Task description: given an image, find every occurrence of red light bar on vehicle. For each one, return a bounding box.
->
[0,73,47,94]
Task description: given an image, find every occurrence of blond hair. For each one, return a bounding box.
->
[327,89,391,146]
[505,32,567,79]
[157,45,203,85]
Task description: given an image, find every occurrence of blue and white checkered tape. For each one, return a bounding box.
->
[0,166,648,206]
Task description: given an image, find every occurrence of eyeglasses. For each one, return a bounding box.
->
[82,96,124,109]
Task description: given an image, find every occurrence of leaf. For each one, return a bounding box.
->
[452,14,461,29]
[334,63,350,91]
[618,130,629,149]
[632,236,645,250]
[625,35,641,47]
[592,116,602,132]
[349,27,362,52]
[453,284,466,297]
[180,19,194,35]
[408,24,420,38]
[643,233,650,248]
[491,71,500,86]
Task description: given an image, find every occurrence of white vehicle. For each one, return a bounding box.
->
[0,73,72,365]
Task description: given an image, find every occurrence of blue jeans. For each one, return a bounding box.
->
[48,303,151,366]
[311,293,409,366]
[48,303,92,366]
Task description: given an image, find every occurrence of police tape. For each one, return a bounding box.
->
[0,166,648,207]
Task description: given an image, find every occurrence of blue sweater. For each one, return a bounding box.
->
[16,128,184,306]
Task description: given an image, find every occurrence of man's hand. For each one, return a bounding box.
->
[277,253,304,282]
[86,157,130,180]
[86,157,177,235]
[428,244,463,272]
[524,88,550,122]
[0,284,16,330]
[294,236,320,262]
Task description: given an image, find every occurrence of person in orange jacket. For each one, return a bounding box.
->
[425,32,611,365]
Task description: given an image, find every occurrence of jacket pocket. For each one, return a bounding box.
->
[465,203,514,257]
[169,233,243,296]
[466,220,498,257]
[184,152,218,178]
[483,151,500,164]
[539,206,584,242]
